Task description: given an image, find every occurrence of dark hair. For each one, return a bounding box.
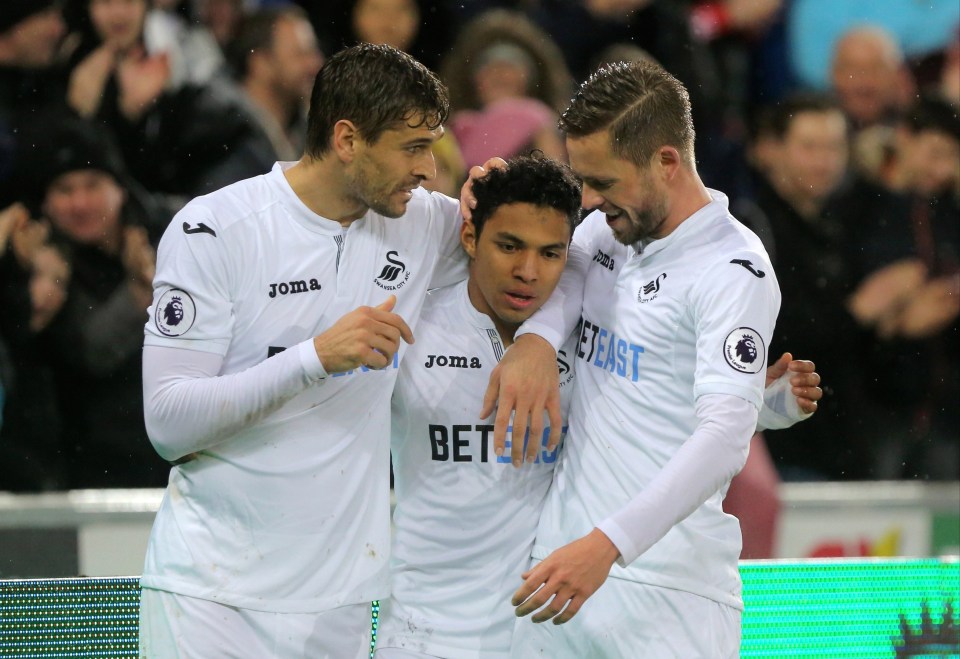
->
[471,155,581,238]
[767,93,846,140]
[902,94,960,140]
[304,43,449,158]
[227,6,310,80]
[559,60,695,167]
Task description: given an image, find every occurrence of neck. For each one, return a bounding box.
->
[284,156,367,226]
[466,276,520,347]
[660,167,712,237]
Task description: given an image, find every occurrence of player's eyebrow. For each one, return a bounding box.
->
[494,231,567,251]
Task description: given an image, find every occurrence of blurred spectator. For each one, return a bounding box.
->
[440,10,570,167]
[16,116,172,488]
[143,0,225,87]
[61,0,273,198]
[311,0,457,72]
[441,9,572,114]
[0,1,70,490]
[226,6,323,163]
[742,94,871,480]
[0,209,70,491]
[830,26,914,131]
[195,0,246,49]
[788,0,960,90]
[846,95,960,480]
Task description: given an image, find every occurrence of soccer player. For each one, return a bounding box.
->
[138,44,465,657]
[376,155,581,659]
[381,156,818,658]
[495,61,784,656]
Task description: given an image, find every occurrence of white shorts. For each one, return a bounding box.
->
[508,574,740,659]
[139,588,372,659]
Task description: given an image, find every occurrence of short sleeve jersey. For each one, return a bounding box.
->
[532,191,780,609]
[141,163,464,613]
[379,281,577,658]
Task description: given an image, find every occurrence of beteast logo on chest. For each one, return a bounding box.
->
[268,278,322,298]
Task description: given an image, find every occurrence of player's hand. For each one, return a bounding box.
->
[481,334,560,467]
[765,352,821,415]
[459,157,508,221]
[512,528,619,624]
[313,295,413,374]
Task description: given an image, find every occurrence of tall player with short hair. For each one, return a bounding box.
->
[139,44,465,657]
[498,61,786,657]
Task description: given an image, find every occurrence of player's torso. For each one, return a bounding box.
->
[222,211,441,375]
[577,220,704,435]
[383,282,575,656]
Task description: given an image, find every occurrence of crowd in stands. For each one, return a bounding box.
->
[1,0,957,491]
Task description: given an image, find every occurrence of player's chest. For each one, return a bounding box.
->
[231,224,435,326]
[578,250,698,374]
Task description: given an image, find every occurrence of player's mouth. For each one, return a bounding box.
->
[605,208,624,226]
[395,182,421,200]
[503,290,536,310]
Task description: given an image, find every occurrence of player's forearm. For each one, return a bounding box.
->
[596,393,757,566]
[142,341,326,461]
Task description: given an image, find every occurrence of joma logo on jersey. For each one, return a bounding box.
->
[424,354,482,369]
[375,250,410,291]
[268,278,322,298]
[593,249,615,271]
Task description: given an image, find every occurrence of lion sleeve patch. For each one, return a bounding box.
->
[723,327,765,374]
[155,288,197,337]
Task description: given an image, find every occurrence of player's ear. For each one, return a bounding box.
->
[332,119,359,162]
[656,146,682,181]
[460,219,478,258]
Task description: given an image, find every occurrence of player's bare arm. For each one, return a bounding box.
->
[512,528,620,625]
[313,295,414,373]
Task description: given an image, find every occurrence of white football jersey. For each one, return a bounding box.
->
[141,162,465,612]
[379,281,577,658]
[532,191,780,609]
